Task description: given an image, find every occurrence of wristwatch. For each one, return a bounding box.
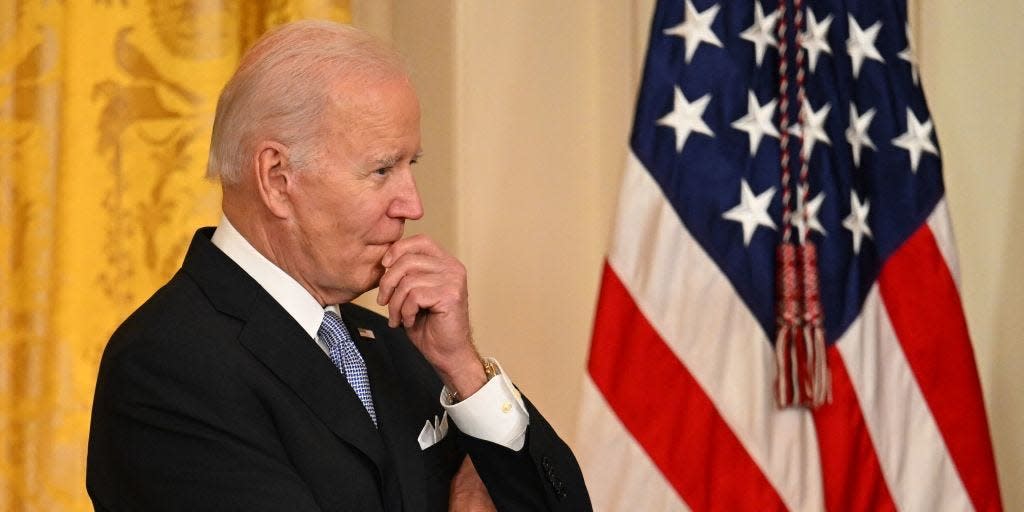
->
[446,357,500,404]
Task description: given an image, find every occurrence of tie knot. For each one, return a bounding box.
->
[319,310,352,349]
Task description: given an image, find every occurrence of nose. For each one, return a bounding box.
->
[389,169,424,221]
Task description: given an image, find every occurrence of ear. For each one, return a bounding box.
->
[253,141,293,219]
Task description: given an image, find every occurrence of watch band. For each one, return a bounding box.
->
[446,357,500,404]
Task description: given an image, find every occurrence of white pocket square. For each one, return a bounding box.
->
[417,411,449,450]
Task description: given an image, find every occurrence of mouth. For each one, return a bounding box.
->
[372,233,404,247]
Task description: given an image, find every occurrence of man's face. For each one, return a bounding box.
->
[285,75,424,304]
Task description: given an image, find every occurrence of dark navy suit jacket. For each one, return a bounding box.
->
[87,228,591,511]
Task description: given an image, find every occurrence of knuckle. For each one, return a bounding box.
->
[402,300,419,316]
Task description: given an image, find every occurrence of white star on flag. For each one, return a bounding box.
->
[580,2,1005,510]
[892,107,939,172]
[731,91,779,156]
[846,104,877,168]
[794,99,832,158]
[663,0,723,64]
[847,15,885,79]
[801,10,833,73]
[898,23,921,86]
[794,185,827,243]
[657,86,714,153]
[722,179,776,246]
[739,2,779,67]
[843,191,872,254]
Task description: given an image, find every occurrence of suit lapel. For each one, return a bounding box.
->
[181,229,390,477]
[239,299,389,468]
[351,318,428,510]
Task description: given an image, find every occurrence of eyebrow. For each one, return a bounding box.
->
[372,150,424,168]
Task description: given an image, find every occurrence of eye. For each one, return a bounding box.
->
[374,167,392,176]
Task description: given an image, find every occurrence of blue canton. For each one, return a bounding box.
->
[630,0,945,344]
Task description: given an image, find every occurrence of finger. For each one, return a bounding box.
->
[401,288,439,328]
[386,279,409,328]
[382,234,446,268]
[383,265,465,318]
[377,254,447,305]
[386,273,442,327]
[387,295,400,328]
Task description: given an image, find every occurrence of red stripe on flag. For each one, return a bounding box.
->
[588,263,787,511]
[813,347,898,512]
[878,225,1003,511]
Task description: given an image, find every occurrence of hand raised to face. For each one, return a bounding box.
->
[376,235,487,397]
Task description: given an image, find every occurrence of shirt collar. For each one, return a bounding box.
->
[211,214,333,340]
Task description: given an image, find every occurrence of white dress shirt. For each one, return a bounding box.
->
[211,215,528,450]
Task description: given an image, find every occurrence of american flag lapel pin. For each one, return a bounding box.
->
[357,327,375,340]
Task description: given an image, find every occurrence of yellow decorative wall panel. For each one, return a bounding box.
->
[0,1,350,510]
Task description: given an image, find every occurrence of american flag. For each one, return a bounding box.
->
[576,0,1003,510]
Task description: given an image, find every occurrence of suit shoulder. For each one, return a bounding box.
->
[102,270,237,363]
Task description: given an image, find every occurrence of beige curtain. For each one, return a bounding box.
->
[0,1,350,509]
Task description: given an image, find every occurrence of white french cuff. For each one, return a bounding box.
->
[440,358,529,451]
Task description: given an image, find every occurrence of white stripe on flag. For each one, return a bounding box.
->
[838,252,973,510]
[926,199,962,289]
[576,378,690,512]
[606,152,824,512]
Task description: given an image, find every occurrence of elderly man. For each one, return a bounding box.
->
[86,20,590,511]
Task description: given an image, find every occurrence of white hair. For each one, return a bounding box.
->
[206,20,407,184]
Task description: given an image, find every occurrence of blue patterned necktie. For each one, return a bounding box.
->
[319,310,377,427]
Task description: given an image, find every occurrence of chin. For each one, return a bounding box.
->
[317,266,384,305]
[365,265,387,291]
